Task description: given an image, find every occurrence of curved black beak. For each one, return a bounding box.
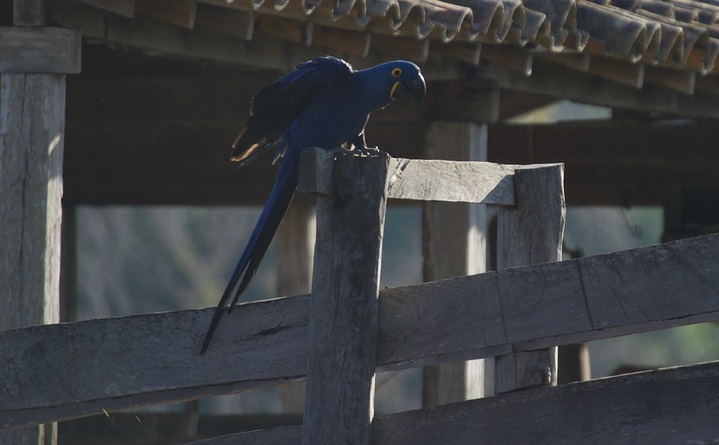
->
[393,72,427,108]
[407,72,426,107]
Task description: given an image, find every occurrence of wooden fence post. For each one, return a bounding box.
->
[302,153,390,445]
[1,2,78,442]
[0,48,64,445]
[494,165,565,393]
[422,121,488,405]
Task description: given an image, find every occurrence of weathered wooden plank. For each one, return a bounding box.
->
[477,57,719,119]
[494,164,565,393]
[0,298,310,430]
[387,158,517,204]
[14,0,45,25]
[73,0,134,18]
[373,361,719,445]
[101,10,299,71]
[298,148,518,205]
[378,233,719,366]
[136,0,197,29]
[421,122,487,407]
[0,27,81,74]
[303,154,389,445]
[0,73,65,444]
[187,426,302,445]
[2,234,718,430]
[194,4,254,40]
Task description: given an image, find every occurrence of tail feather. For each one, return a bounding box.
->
[201,154,300,354]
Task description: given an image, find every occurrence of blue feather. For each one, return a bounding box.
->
[201,57,425,353]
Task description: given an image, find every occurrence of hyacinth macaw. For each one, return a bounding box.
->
[201,56,426,353]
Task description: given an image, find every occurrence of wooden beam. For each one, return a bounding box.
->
[189,425,302,445]
[13,0,45,25]
[373,361,719,445]
[476,57,719,119]
[135,0,197,29]
[372,34,430,64]
[186,361,719,444]
[73,0,134,18]
[587,55,644,89]
[644,66,696,95]
[194,4,254,40]
[482,45,533,76]
[1,232,718,429]
[298,149,517,205]
[422,80,499,122]
[312,25,371,57]
[0,27,81,73]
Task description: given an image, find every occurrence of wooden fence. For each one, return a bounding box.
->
[2,149,719,444]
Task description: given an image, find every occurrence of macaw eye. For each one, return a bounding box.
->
[391,68,402,78]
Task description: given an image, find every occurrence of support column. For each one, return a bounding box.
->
[0,68,65,445]
[0,2,79,442]
[421,122,488,406]
[420,80,499,407]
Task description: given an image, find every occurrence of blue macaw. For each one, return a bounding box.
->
[201,56,426,353]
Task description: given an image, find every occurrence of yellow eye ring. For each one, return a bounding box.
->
[391,68,402,78]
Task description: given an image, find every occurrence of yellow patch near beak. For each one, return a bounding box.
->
[389,80,400,99]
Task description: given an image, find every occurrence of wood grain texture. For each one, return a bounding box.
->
[0,298,310,430]
[303,154,389,445]
[494,164,565,393]
[73,0,134,17]
[136,0,197,29]
[0,73,65,444]
[0,27,81,74]
[1,233,718,429]
[373,360,719,445]
[13,0,45,25]
[299,148,517,205]
[377,232,719,365]
[187,426,301,445]
[421,122,488,407]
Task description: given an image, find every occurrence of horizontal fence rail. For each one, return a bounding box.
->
[184,360,719,445]
[298,148,522,205]
[2,231,718,430]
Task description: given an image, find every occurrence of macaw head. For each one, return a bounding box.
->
[385,60,426,106]
[358,60,426,110]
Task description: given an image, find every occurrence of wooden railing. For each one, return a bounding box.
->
[2,149,718,444]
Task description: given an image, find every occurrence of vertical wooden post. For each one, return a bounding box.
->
[421,122,487,406]
[494,165,565,393]
[303,154,389,445]
[0,74,64,445]
[0,3,67,443]
[276,202,316,413]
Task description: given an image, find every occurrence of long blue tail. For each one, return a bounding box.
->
[201,152,300,354]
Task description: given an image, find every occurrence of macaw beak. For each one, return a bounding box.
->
[391,72,427,107]
[407,72,426,107]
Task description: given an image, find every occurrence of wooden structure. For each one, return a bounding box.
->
[2,151,719,444]
[3,0,719,443]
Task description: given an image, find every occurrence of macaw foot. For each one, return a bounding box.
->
[346,146,390,158]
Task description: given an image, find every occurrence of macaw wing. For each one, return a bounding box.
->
[230,56,354,166]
